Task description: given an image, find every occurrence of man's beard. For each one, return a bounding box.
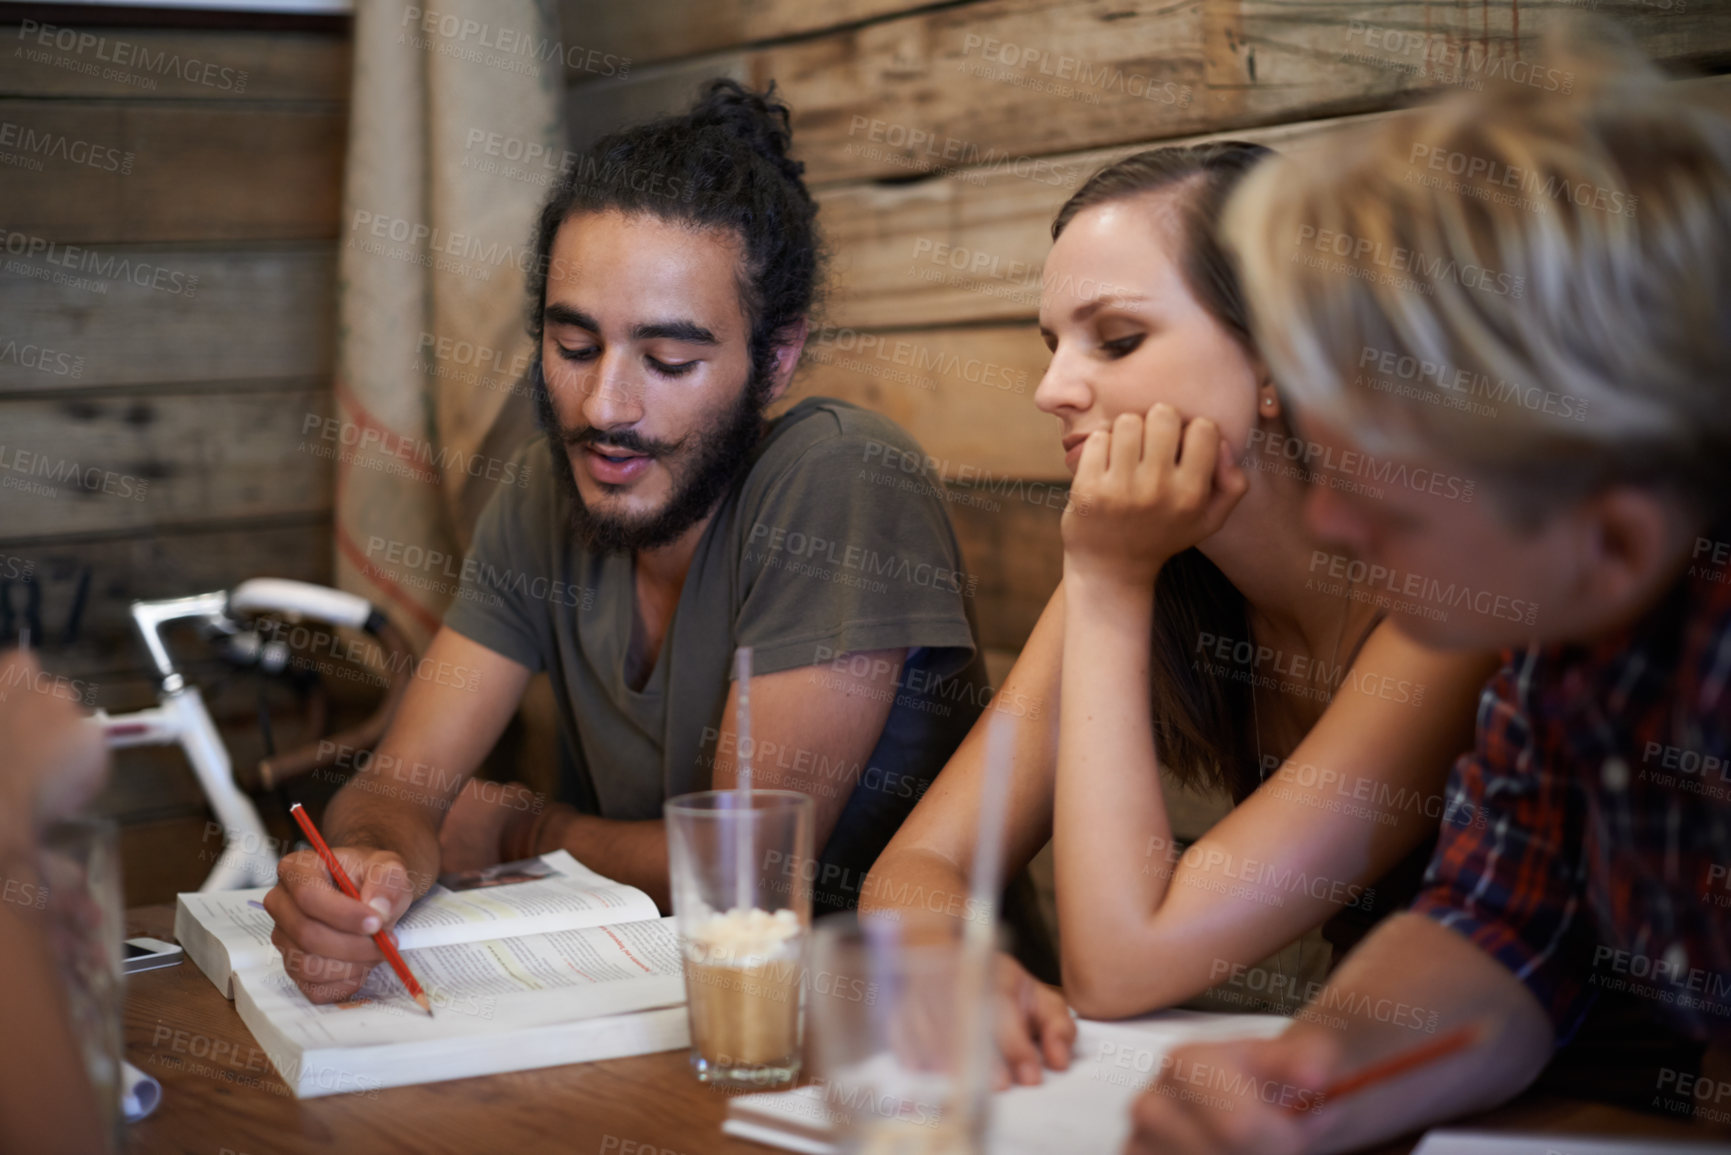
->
[532,360,770,555]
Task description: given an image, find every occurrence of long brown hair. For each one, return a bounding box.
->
[1052,141,1274,803]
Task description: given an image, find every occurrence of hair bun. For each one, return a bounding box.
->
[690,78,807,188]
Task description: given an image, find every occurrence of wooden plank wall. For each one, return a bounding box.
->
[0,18,350,901]
[561,0,1731,681]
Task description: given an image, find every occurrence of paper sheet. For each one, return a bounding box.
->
[725,1010,1292,1155]
[993,1014,1290,1153]
[1412,1132,1731,1154]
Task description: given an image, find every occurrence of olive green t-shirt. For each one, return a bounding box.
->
[443,397,991,912]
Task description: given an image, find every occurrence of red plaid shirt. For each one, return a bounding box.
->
[1413,534,1731,1043]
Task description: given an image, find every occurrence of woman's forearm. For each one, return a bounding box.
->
[1052,568,1178,1016]
[1057,618,1494,1019]
[859,843,977,922]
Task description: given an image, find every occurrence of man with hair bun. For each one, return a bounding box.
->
[1127,25,1731,1154]
[264,80,991,1005]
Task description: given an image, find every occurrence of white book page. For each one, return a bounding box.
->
[236,917,686,1049]
[175,889,279,974]
[393,851,661,949]
[177,850,660,975]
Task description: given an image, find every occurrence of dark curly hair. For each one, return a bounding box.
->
[524,78,825,388]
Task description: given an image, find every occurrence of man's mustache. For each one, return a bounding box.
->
[559,425,684,458]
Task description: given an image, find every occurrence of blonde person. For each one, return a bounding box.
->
[862,142,1499,1087]
[1126,27,1731,1154]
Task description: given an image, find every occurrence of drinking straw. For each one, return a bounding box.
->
[733,646,754,912]
[966,710,1014,945]
[957,711,1014,1093]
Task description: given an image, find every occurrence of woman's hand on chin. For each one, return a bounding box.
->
[1060,402,1248,589]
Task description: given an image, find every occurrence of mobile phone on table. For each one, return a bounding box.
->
[123,937,184,974]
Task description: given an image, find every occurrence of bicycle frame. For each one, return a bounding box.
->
[93,579,396,891]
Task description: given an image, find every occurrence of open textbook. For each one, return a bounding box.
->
[724,1010,1292,1155]
[174,851,689,1097]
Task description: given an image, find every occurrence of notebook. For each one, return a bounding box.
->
[724,1009,1292,1154]
[174,851,690,1097]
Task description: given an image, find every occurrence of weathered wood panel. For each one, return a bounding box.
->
[0,245,336,392]
[948,477,1063,651]
[817,106,1394,330]
[0,101,346,243]
[564,1,1731,186]
[0,26,349,102]
[1,518,330,676]
[0,20,353,882]
[0,388,332,539]
[560,0,954,72]
[1200,0,1723,129]
[566,52,751,150]
[787,322,1062,478]
[818,72,1731,329]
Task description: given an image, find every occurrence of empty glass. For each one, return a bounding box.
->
[39,815,124,1150]
[808,911,995,1155]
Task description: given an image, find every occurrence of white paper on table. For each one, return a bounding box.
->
[990,1013,1291,1153]
[1412,1131,1731,1155]
[725,1010,1291,1155]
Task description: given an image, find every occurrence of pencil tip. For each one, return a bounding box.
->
[415,991,434,1017]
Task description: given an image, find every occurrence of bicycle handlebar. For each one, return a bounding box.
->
[229,578,373,631]
[127,579,413,790]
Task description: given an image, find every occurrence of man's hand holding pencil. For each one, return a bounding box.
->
[262,835,420,1005]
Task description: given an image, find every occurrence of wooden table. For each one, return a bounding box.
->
[122,905,1727,1155]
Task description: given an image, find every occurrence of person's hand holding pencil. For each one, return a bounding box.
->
[281,803,433,1015]
[1121,1019,1489,1155]
[262,811,424,1006]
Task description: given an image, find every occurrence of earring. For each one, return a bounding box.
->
[1261,395,1275,409]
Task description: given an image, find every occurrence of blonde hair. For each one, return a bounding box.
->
[1222,23,1731,525]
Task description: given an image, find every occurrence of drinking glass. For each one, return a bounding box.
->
[665,789,814,1088]
[808,911,995,1155]
[39,815,125,1151]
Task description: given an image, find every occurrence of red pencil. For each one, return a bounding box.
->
[286,802,433,1017]
[1291,1020,1488,1114]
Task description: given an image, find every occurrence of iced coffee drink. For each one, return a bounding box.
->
[682,906,805,1085]
[665,788,814,1088]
